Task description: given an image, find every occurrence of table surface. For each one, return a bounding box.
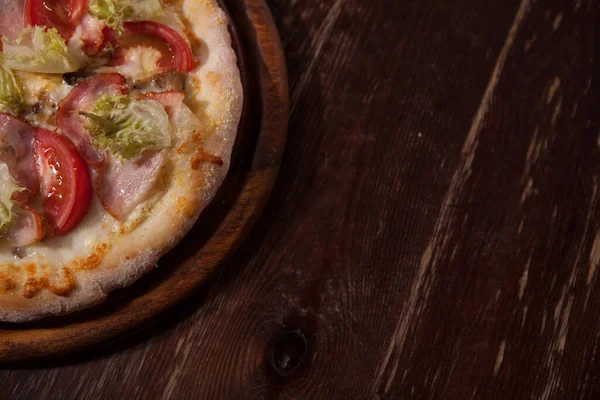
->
[2,0,599,398]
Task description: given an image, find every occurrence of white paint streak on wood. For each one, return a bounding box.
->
[557,296,573,352]
[521,177,534,203]
[450,243,460,261]
[518,219,525,234]
[521,127,542,193]
[587,231,600,285]
[162,330,197,399]
[584,183,600,308]
[540,379,556,400]
[541,180,600,399]
[384,359,400,392]
[429,368,441,391]
[553,287,566,328]
[541,294,574,400]
[96,358,118,392]
[372,1,533,395]
[518,254,532,300]
[136,345,153,374]
[541,309,547,334]
[522,305,528,328]
[494,340,506,375]
[524,128,539,169]
[163,365,182,400]
[571,102,578,117]
[552,12,563,30]
[547,76,561,104]
[582,336,600,397]
[524,34,536,52]
[290,0,345,115]
[551,95,562,127]
[585,77,592,94]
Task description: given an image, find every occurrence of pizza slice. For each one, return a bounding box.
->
[0,0,242,322]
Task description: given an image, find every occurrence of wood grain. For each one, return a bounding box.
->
[1,0,599,398]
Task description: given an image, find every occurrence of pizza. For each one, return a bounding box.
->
[0,0,242,322]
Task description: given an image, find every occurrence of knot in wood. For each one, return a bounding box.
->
[269,328,308,377]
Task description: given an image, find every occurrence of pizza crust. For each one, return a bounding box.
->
[0,0,243,322]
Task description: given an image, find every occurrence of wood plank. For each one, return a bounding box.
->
[381,0,598,398]
[2,0,598,398]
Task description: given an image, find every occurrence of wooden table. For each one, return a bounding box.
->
[2,0,599,398]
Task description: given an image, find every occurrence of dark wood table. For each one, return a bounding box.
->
[2,0,599,398]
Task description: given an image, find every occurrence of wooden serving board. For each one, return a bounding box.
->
[0,0,288,363]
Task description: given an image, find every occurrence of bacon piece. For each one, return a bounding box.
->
[56,73,128,165]
[0,0,26,40]
[0,113,38,204]
[97,150,167,220]
[3,205,42,246]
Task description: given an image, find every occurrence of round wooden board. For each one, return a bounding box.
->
[0,0,288,363]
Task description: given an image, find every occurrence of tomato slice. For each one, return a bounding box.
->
[26,0,88,39]
[112,21,194,72]
[34,129,92,235]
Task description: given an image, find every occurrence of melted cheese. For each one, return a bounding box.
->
[17,73,71,105]
[14,71,72,129]
[111,46,163,81]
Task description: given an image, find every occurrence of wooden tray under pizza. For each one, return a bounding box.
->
[0,0,288,363]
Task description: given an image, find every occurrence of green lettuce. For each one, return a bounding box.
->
[0,66,24,109]
[0,163,23,233]
[2,27,81,74]
[88,0,164,35]
[80,95,171,160]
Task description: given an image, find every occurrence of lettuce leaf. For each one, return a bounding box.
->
[88,0,164,35]
[0,66,24,109]
[0,163,23,233]
[80,95,171,160]
[2,27,81,74]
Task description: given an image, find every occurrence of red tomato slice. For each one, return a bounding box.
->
[112,21,194,72]
[34,129,92,235]
[26,0,88,38]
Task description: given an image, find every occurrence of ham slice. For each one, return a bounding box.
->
[96,91,199,220]
[97,150,167,219]
[0,113,38,204]
[0,0,26,40]
[0,114,41,246]
[57,73,128,165]
[95,91,193,220]
[138,91,185,119]
[3,205,42,246]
